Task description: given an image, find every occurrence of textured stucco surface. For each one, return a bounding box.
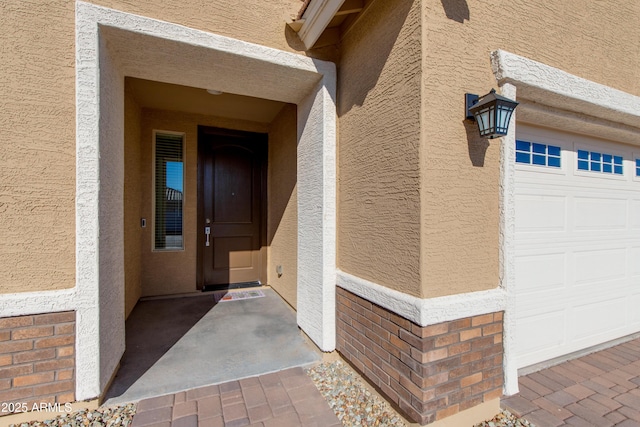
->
[124,82,142,318]
[296,77,337,352]
[2,0,337,400]
[139,109,269,297]
[338,0,423,297]
[267,105,298,309]
[492,50,640,144]
[97,35,128,393]
[0,0,76,294]
[0,0,313,296]
[420,0,640,298]
[499,82,518,396]
[88,0,304,54]
[337,269,506,327]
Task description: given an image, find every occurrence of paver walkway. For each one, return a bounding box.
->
[502,337,640,427]
[130,367,341,427]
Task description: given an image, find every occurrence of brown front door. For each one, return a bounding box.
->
[197,127,267,289]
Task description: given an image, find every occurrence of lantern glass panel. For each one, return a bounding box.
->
[475,105,496,137]
[495,104,513,135]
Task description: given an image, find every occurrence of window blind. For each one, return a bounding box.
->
[154,132,184,250]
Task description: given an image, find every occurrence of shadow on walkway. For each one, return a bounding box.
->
[104,296,218,403]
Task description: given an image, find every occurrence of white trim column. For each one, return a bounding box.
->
[297,77,337,351]
[497,82,518,395]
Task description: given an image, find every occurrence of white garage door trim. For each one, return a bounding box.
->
[491,50,640,395]
[514,125,640,369]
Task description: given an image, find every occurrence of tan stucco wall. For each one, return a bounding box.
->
[267,105,298,308]
[419,0,640,297]
[0,0,310,295]
[337,0,423,297]
[88,0,304,55]
[0,1,76,294]
[337,0,640,299]
[4,0,639,302]
[138,109,269,297]
[124,83,142,317]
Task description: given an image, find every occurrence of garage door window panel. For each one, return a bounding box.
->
[577,149,623,175]
[515,140,562,168]
[635,159,640,177]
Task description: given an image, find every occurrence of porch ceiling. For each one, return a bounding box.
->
[127,77,287,123]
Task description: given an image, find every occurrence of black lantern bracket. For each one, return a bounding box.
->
[465,93,480,120]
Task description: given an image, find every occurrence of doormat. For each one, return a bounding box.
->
[203,281,261,292]
[214,289,266,302]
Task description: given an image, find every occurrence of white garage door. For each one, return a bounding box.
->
[515,124,640,369]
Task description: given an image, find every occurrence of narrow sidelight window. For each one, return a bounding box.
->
[154,131,184,250]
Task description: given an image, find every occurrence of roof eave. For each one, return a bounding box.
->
[294,0,346,50]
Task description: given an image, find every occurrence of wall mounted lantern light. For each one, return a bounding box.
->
[465,89,518,139]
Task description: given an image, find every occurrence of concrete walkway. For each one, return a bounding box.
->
[502,337,640,427]
[104,289,321,405]
[130,367,341,427]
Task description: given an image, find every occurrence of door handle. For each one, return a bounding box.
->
[205,226,211,247]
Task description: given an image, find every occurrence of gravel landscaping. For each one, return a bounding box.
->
[307,361,407,426]
[8,404,136,427]
[9,361,533,427]
[307,360,533,427]
[474,410,533,427]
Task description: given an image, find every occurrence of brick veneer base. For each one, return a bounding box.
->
[336,287,503,425]
[0,312,75,416]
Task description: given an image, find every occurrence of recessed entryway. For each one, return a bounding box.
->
[75,1,336,399]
